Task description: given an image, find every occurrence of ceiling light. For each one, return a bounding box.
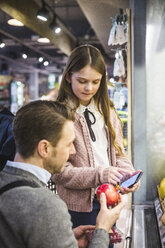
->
[37,37,50,43]
[37,1,49,22]
[8,18,24,26]
[22,53,27,59]
[50,15,62,34]
[50,23,61,34]
[0,40,5,48]
[43,60,49,66]
[54,26,61,34]
[38,57,44,62]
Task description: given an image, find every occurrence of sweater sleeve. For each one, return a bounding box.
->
[52,163,112,189]
[116,155,134,172]
[88,229,109,248]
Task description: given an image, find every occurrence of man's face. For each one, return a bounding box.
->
[45,120,76,174]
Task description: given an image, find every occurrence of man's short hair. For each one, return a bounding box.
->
[13,100,75,158]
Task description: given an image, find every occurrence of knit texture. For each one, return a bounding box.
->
[0,166,77,248]
[0,165,109,248]
[52,108,134,212]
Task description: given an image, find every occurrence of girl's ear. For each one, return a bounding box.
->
[66,73,71,83]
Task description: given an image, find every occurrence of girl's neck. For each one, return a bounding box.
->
[80,99,92,107]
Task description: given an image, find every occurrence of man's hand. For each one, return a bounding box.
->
[73,225,95,248]
[96,193,124,232]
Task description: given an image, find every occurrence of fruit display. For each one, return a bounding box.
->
[96,184,119,207]
[157,178,165,226]
[161,213,165,226]
[159,178,165,199]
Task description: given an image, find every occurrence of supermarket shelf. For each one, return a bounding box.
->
[132,203,162,248]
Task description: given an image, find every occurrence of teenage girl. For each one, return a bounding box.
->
[52,44,139,230]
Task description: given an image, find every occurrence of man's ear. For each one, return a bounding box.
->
[66,73,71,83]
[37,140,50,158]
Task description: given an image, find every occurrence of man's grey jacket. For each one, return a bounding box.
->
[0,165,109,248]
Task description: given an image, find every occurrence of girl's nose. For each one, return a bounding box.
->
[85,83,92,91]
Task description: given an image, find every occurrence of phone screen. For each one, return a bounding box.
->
[119,171,142,189]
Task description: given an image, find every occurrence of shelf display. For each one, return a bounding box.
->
[0,75,12,109]
[113,50,125,77]
[108,9,128,46]
[158,179,165,228]
[154,180,165,247]
[159,178,165,200]
[10,81,24,114]
[117,110,128,149]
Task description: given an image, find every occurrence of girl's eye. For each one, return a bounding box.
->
[93,81,100,85]
[78,80,87,84]
[77,79,100,84]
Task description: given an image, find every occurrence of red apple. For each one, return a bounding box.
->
[96,183,119,206]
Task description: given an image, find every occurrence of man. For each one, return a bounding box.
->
[0,100,124,248]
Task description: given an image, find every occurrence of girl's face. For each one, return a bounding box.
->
[69,65,102,106]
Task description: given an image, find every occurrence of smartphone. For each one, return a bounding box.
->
[118,171,143,191]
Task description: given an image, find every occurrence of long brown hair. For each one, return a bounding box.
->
[57,44,124,156]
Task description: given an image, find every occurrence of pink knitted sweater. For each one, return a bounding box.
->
[52,108,134,212]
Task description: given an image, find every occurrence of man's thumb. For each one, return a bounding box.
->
[99,193,107,209]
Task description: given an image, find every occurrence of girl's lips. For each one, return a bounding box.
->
[82,93,92,95]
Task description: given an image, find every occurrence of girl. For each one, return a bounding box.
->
[52,44,139,231]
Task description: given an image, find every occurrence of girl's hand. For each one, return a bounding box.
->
[109,167,132,185]
[119,181,140,194]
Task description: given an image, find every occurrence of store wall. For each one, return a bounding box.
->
[131,0,165,203]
